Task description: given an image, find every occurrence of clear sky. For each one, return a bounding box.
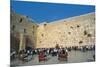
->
[11,0,95,23]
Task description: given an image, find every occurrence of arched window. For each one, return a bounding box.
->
[12,25,15,31]
[24,29,26,33]
[19,18,23,23]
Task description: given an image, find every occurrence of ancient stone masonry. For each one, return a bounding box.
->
[11,12,95,50]
[36,12,95,48]
[11,11,38,51]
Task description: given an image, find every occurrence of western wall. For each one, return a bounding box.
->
[11,12,95,50]
[36,12,95,48]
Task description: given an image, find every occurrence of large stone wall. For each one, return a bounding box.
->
[36,13,95,48]
[11,11,37,51]
[11,12,95,49]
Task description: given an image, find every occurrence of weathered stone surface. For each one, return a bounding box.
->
[36,12,95,48]
[11,12,95,49]
[11,11,37,50]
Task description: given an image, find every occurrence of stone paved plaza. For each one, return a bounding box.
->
[11,50,95,66]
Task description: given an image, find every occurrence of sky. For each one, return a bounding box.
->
[11,0,95,23]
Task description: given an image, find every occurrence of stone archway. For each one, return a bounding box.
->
[10,32,20,53]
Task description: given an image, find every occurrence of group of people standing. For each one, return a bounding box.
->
[11,45,95,63]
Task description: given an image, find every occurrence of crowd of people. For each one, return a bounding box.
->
[10,45,95,63]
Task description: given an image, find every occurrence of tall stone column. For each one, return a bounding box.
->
[19,33,26,51]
